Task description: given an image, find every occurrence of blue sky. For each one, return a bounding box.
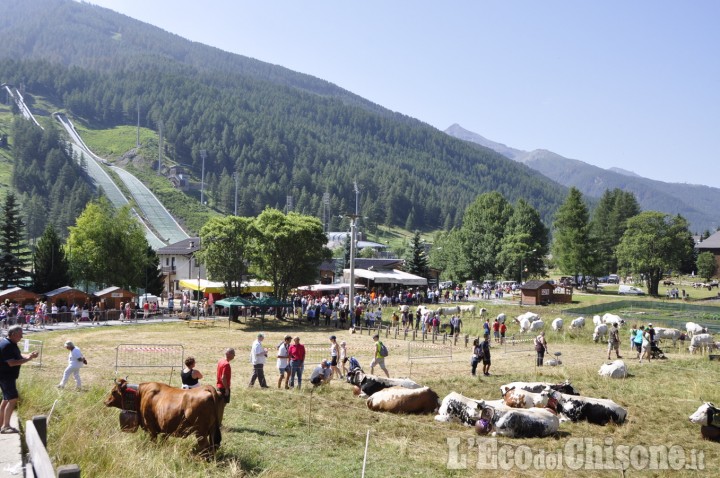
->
[87,1,720,187]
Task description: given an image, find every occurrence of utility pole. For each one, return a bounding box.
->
[200,150,207,205]
[157,120,163,175]
[234,171,239,216]
[136,101,141,148]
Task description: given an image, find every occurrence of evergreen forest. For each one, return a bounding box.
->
[0,0,568,235]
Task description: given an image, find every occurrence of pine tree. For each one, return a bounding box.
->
[32,224,70,293]
[552,188,598,282]
[405,231,429,278]
[0,192,31,288]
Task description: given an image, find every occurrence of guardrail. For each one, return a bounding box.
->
[25,415,80,478]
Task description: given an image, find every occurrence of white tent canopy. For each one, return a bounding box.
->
[343,269,427,286]
[297,283,366,292]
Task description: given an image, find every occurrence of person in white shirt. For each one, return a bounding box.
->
[276,335,292,389]
[57,341,85,390]
[249,333,268,388]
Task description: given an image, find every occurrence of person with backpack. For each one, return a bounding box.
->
[370,333,389,378]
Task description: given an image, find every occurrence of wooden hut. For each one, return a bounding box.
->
[0,287,40,307]
[93,286,136,310]
[43,286,91,308]
[520,280,573,305]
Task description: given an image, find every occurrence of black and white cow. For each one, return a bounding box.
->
[554,393,627,425]
[492,407,560,438]
[689,402,720,442]
[434,392,559,438]
[347,371,421,398]
[434,392,501,426]
[500,380,580,397]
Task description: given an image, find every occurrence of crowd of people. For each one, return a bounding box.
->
[174,332,375,393]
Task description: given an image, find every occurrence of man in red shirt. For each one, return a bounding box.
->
[216,348,235,403]
[288,337,306,389]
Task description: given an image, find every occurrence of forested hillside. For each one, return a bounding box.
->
[0,0,568,232]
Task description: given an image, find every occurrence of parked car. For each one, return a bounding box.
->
[618,285,645,295]
[608,274,620,284]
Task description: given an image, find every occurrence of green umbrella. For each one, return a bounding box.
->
[215,296,254,307]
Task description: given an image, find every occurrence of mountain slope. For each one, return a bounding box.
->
[445,124,720,232]
[0,0,569,233]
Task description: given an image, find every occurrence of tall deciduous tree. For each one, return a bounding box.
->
[616,212,694,295]
[253,208,331,303]
[497,199,549,281]
[552,187,598,282]
[65,197,148,291]
[405,231,429,278]
[461,192,512,280]
[696,251,717,281]
[197,215,256,296]
[32,224,70,293]
[0,192,31,289]
[429,229,468,282]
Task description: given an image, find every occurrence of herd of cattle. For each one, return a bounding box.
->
[99,308,718,456]
[102,355,718,456]
[486,310,718,355]
[348,371,717,443]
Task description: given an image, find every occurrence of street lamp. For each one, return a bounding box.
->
[346,213,359,325]
[519,248,536,305]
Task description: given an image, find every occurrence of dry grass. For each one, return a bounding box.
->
[16,310,720,477]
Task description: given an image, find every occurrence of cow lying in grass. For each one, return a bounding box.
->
[346,370,421,397]
[366,386,439,414]
[434,392,559,438]
[689,402,720,442]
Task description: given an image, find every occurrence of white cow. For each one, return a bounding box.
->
[593,324,608,342]
[686,322,707,338]
[602,313,624,326]
[472,306,484,317]
[688,334,715,354]
[436,306,459,315]
[496,313,506,324]
[551,318,563,332]
[518,318,531,333]
[570,317,585,329]
[593,315,602,326]
[502,386,556,408]
[598,360,628,379]
[530,320,545,332]
[517,312,540,323]
[654,327,684,347]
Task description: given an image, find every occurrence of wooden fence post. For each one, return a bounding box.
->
[57,465,81,478]
[32,415,47,447]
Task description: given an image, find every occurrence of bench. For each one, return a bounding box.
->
[187,319,216,328]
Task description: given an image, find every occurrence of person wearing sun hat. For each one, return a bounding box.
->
[57,340,86,390]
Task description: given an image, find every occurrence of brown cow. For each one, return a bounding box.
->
[104,379,225,455]
[366,386,439,414]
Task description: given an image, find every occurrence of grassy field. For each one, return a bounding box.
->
[74,123,157,159]
[15,298,719,477]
